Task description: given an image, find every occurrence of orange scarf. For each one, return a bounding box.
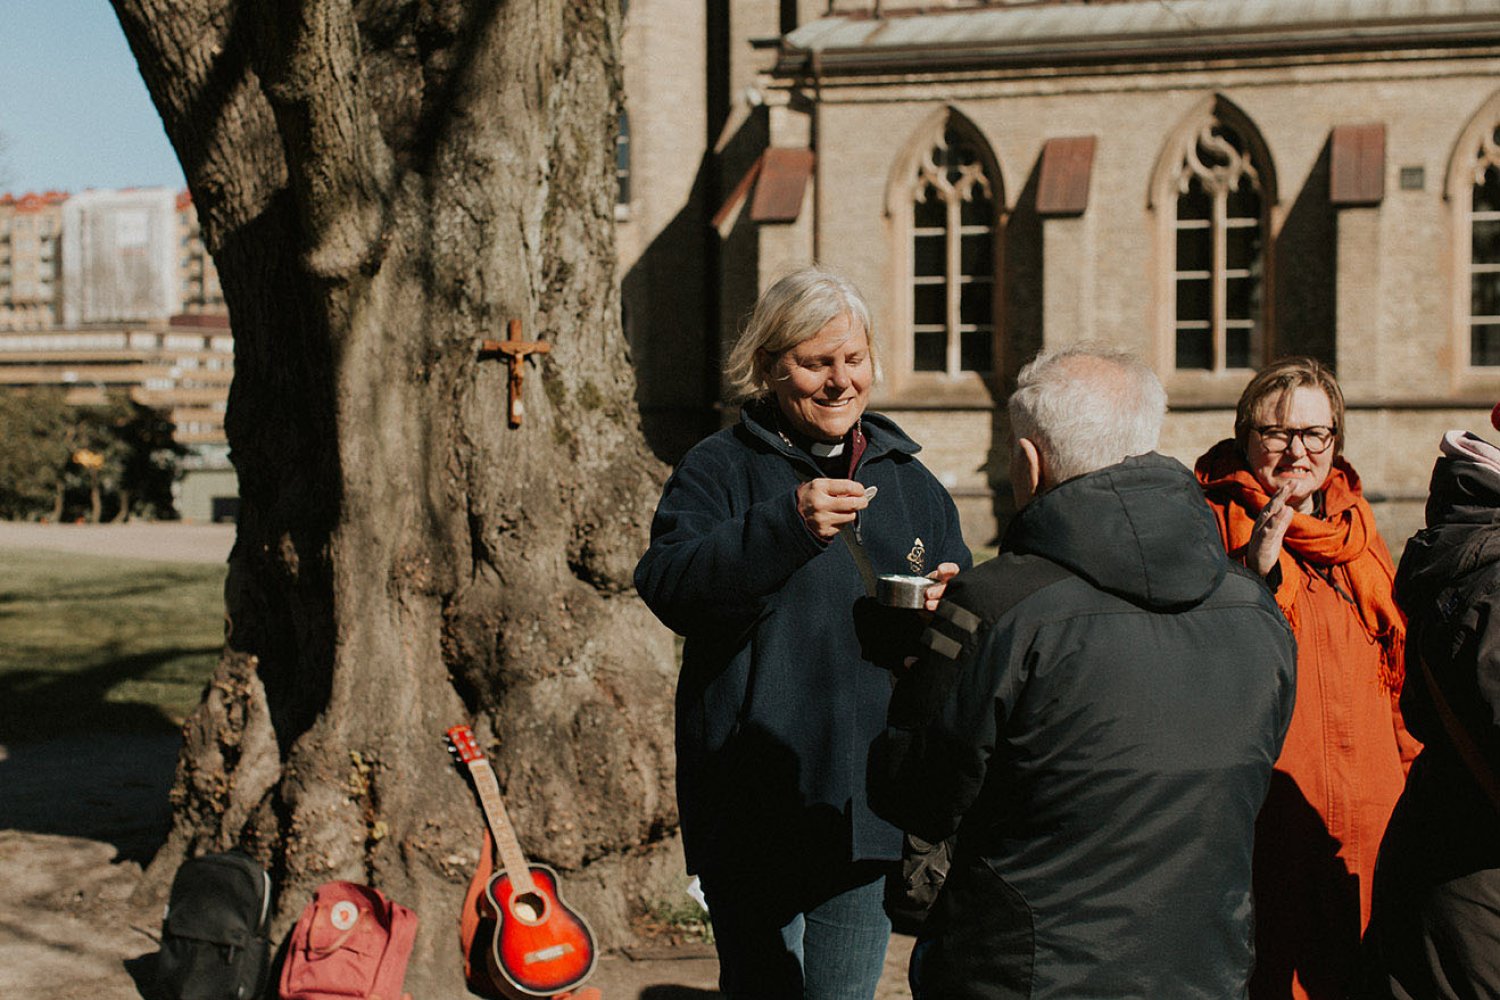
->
[1195,439,1405,692]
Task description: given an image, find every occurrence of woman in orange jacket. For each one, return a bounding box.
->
[1195,357,1420,1000]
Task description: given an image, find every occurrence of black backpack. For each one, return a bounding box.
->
[156,849,273,1000]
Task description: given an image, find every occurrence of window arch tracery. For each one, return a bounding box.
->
[1468,124,1500,365]
[909,122,997,376]
[1169,117,1268,371]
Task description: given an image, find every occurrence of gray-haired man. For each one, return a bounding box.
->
[872,345,1296,999]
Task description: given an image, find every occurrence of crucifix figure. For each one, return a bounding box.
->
[479,319,552,428]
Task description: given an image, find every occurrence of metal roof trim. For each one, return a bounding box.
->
[777,1,1500,75]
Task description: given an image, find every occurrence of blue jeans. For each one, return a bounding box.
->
[702,861,893,1000]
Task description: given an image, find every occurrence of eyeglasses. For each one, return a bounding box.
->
[1253,425,1336,455]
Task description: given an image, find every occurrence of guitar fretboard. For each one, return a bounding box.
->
[467,757,537,897]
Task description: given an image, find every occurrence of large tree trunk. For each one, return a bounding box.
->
[109,1,680,992]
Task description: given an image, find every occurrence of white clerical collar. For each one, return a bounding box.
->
[810,440,845,458]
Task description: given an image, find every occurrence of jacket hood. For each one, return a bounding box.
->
[737,397,921,469]
[1395,454,1500,615]
[1005,452,1228,611]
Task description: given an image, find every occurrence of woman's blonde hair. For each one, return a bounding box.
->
[1233,356,1346,456]
[723,266,877,400]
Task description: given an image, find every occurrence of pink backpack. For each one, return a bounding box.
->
[279,881,418,1000]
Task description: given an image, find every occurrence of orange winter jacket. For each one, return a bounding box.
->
[1196,441,1420,1000]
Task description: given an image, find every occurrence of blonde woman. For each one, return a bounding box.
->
[635,266,969,999]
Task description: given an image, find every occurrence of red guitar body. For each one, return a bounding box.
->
[481,863,597,997]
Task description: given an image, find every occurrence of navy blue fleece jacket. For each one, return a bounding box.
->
[635,400,970,878]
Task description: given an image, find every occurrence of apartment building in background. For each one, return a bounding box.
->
[0,186,233,520]
[0,191,66,329]
[177,190,225,315]
[1,186,224,331]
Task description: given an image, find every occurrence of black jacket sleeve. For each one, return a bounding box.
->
[870,557,1073,841]
[869,567,1055,843]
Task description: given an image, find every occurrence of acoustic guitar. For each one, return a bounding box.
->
[446,724,597,998]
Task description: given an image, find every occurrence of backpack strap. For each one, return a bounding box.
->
[1409,587,1500,818]
[1416,641,1500,817]
[892,554,1076,730]
[460,829,499,992]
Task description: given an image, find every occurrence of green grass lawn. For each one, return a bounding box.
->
[0,549,225,742]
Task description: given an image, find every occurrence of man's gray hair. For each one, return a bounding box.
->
[723,265,878,400]
[1009,345,1167,484]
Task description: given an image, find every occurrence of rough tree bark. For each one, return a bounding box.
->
[108,0,679,991]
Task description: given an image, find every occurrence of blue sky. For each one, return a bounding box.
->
[0,0,185,195]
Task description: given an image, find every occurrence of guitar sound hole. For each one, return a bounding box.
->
[511,891,547,923]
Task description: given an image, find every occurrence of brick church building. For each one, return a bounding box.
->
[620,0,1500,545]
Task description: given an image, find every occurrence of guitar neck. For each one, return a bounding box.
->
[467,758,536,895]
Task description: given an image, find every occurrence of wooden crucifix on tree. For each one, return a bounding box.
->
[479,319,552,427]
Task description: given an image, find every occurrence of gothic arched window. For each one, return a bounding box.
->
[1171,121,1267,371]
[911,126,996,375]
[1470,126,1500,365]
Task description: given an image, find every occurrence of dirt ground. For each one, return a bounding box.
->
[0,523,917,999]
